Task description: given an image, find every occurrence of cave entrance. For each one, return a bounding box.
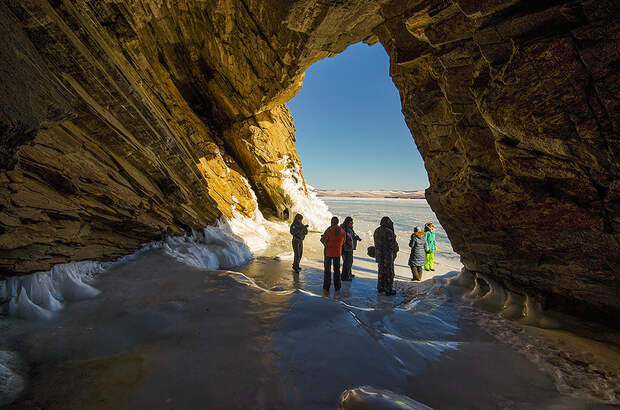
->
[286,42,460,281]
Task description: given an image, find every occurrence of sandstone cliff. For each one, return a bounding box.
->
[0,0,617,321]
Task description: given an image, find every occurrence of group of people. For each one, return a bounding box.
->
[318,216,362,292]
[289,214,362,292]
[289,214,438,296]
[407,222,437,280]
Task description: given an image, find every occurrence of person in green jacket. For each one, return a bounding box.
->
[424,222,437,271]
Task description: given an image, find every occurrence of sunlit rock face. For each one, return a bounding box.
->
[0,1,618,320]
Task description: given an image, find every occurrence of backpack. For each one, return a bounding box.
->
[367,246,375,258]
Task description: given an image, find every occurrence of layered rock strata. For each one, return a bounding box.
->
[0,1,618,321]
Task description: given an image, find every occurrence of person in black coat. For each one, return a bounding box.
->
[340,216,361,281]
[289,213,308,272]
[374,216,399,295]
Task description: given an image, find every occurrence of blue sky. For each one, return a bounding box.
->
[287,42,428,191]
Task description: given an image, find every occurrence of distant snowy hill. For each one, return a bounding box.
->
[316,190,425,199]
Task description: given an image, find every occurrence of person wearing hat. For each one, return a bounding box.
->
[290,213,308,273]
[424,222,437,271]
[408,226,426,280]
[321,216,346,292]
[373,216,399,295]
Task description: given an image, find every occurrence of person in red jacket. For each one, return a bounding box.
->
[320,216,346,292]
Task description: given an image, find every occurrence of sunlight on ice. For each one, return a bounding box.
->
[228,178,290,253]
[162,223,253,270]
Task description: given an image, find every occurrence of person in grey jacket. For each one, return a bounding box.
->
[290,213,308,273]
[408,226,426,281]
[340,216,361,281]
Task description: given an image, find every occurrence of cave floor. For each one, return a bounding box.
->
[1,250,616,409]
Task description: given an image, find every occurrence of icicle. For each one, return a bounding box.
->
[472,274,507,313]
[22,274,62,311]
[9,287,54,320]
[41,262,102,302]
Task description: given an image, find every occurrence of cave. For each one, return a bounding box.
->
[0,0,618,325]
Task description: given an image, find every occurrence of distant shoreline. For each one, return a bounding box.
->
[316,190,426,199]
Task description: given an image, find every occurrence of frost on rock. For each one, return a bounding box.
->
[228,211,287,253]
[227,177,288,253]
[279,156,332,231]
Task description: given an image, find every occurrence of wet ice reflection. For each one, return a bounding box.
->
[243,260,465,408]
[1,250,614,409]
[339,385,433,409]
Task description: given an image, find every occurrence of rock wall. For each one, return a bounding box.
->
[0,1,618,320]
[377,0,619,319]
[0,0,309,273]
